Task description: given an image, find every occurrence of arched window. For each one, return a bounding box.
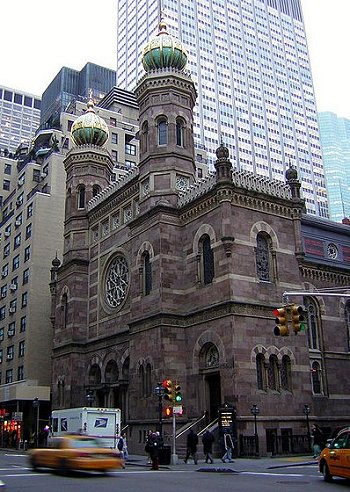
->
[268,354,279,390]
[141,121,148,152]
[143,252,152,295]
[201,234,214,284]
[78,185,85,209]
[139,365,145,397]
[93,185,101,197]
[158,118,168,145]
[256,232,272,282]
[105,360,118,384]
[280,355,292,391]
[176,118,185,146]
[305,298,320,350]
[62,293,68,328]
[311,361,322,394]
[89,364,101,385]
[256,353,265,390]
[145,363,152,396]
[345,302,350,350]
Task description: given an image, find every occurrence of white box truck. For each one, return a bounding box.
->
[50,407,121,449]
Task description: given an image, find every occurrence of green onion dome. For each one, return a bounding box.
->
[142,21,188,72]
[71,99,109,147]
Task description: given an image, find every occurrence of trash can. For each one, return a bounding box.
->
[158,445,171,465]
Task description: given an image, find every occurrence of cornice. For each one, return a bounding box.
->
[299,263,350,284]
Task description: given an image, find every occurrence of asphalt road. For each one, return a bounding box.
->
[0,451,349,492]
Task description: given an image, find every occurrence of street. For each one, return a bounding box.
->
[0,451,349,492]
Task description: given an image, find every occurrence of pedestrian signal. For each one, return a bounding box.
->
[273,307,289,336]
[163,406,173,418]
[291,304,306,334]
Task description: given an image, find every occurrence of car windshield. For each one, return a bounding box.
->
[69,438,101,448]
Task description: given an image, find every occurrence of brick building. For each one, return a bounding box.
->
[50,24,350,456]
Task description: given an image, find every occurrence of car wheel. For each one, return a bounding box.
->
[321,461,332,482]
[59,458,69,475]
[30,457,39,471]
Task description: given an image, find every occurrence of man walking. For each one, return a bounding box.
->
[202,429,215,463]
[184,429,198,464]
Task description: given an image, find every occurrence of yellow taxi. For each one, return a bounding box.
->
[319,427,350,481]
[28,434,124,474]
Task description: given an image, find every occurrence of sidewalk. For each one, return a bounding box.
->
[125,454,318,472]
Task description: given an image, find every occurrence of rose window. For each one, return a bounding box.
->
[105,255,129,308]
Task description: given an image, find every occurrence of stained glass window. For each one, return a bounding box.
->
[256,232,271,281]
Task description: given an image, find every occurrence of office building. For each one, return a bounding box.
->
[318,112,350,223]
[116,0,328,217]
[0,85,41,155]
[50,28,350,457]
[40,63,116,130]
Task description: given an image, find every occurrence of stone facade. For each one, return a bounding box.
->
[50,57,350,456]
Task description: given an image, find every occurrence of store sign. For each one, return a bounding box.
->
[12,412,23,421]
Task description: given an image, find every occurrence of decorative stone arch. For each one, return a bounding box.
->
[103,358,119,384]
[121,349,130,380]
[193,224,217,255]
[136,241,155,266]
[277,346,296,364]
[250,344,268,364]
[250,221,279,250]
[192,330,226,371]
[86,357,102,386]
[265,345,280,358]
[302,282,326,315]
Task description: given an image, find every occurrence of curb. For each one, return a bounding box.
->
[268,461,317,469]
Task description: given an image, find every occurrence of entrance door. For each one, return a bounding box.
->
[205,373,221,421]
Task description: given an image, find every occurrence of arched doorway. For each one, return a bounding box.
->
[200,344,222,421]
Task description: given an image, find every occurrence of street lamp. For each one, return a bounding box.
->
[32,397,40,448]
[303,404,311,449]
[86,389,95,407]
[154,382,164,438]
[250,404,260,456]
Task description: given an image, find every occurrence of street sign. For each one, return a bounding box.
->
[12,412,23,421]
[173,405,183,415]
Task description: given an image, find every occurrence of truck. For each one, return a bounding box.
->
[50,407,121,449]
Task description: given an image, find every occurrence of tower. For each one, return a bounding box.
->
[116,0,328,217]
[134,21,197,210]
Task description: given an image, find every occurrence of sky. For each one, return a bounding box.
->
[0,0,349,118]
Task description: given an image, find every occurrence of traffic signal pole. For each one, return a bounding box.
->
[171,412,178,465]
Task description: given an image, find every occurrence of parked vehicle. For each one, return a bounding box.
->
[319,427,350,481]
[50,407,121,449]
[28,434,124,474]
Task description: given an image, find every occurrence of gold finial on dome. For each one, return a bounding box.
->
[158,19,167,34]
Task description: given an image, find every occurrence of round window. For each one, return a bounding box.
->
[105,255,129,308]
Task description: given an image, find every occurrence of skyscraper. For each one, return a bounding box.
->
[0,85,41,154]
[318,112,350,223]
[116,0,328,217]
[40,63,116,130]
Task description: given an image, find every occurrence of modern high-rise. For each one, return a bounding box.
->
[40,63,116,130]
[116,0,328,217]
[0,86,41,155]
[318,112,350,223]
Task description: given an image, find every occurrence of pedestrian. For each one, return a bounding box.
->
[145,429,153,464]
[184,428,198,464]
[145,431,161,470]
[121,432,128,460]
[221,431,234,463]
[311,424,324,458]
[202,429,215,463]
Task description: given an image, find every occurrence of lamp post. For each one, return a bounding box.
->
[303,404,311,450]
[250,404,260,456]
[32,398,40,448]
[154,382,164,438]
[86,389,95,407]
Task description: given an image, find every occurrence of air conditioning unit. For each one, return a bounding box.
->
[9,307,16,314]
[16,199,22,207]
[40,172,47,179]
[15,220,21,227]
[1,293,6,299]
[6,355,13,360]
[9,284,17,291]
[4,231,10,238]
[7,329,15,336]
[1,273,7,279]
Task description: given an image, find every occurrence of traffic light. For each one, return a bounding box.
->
[163,406,173,418]
[291,304,306,334]
[162,379,173,402]
[174,383,182,403]
[273,307,289,336]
